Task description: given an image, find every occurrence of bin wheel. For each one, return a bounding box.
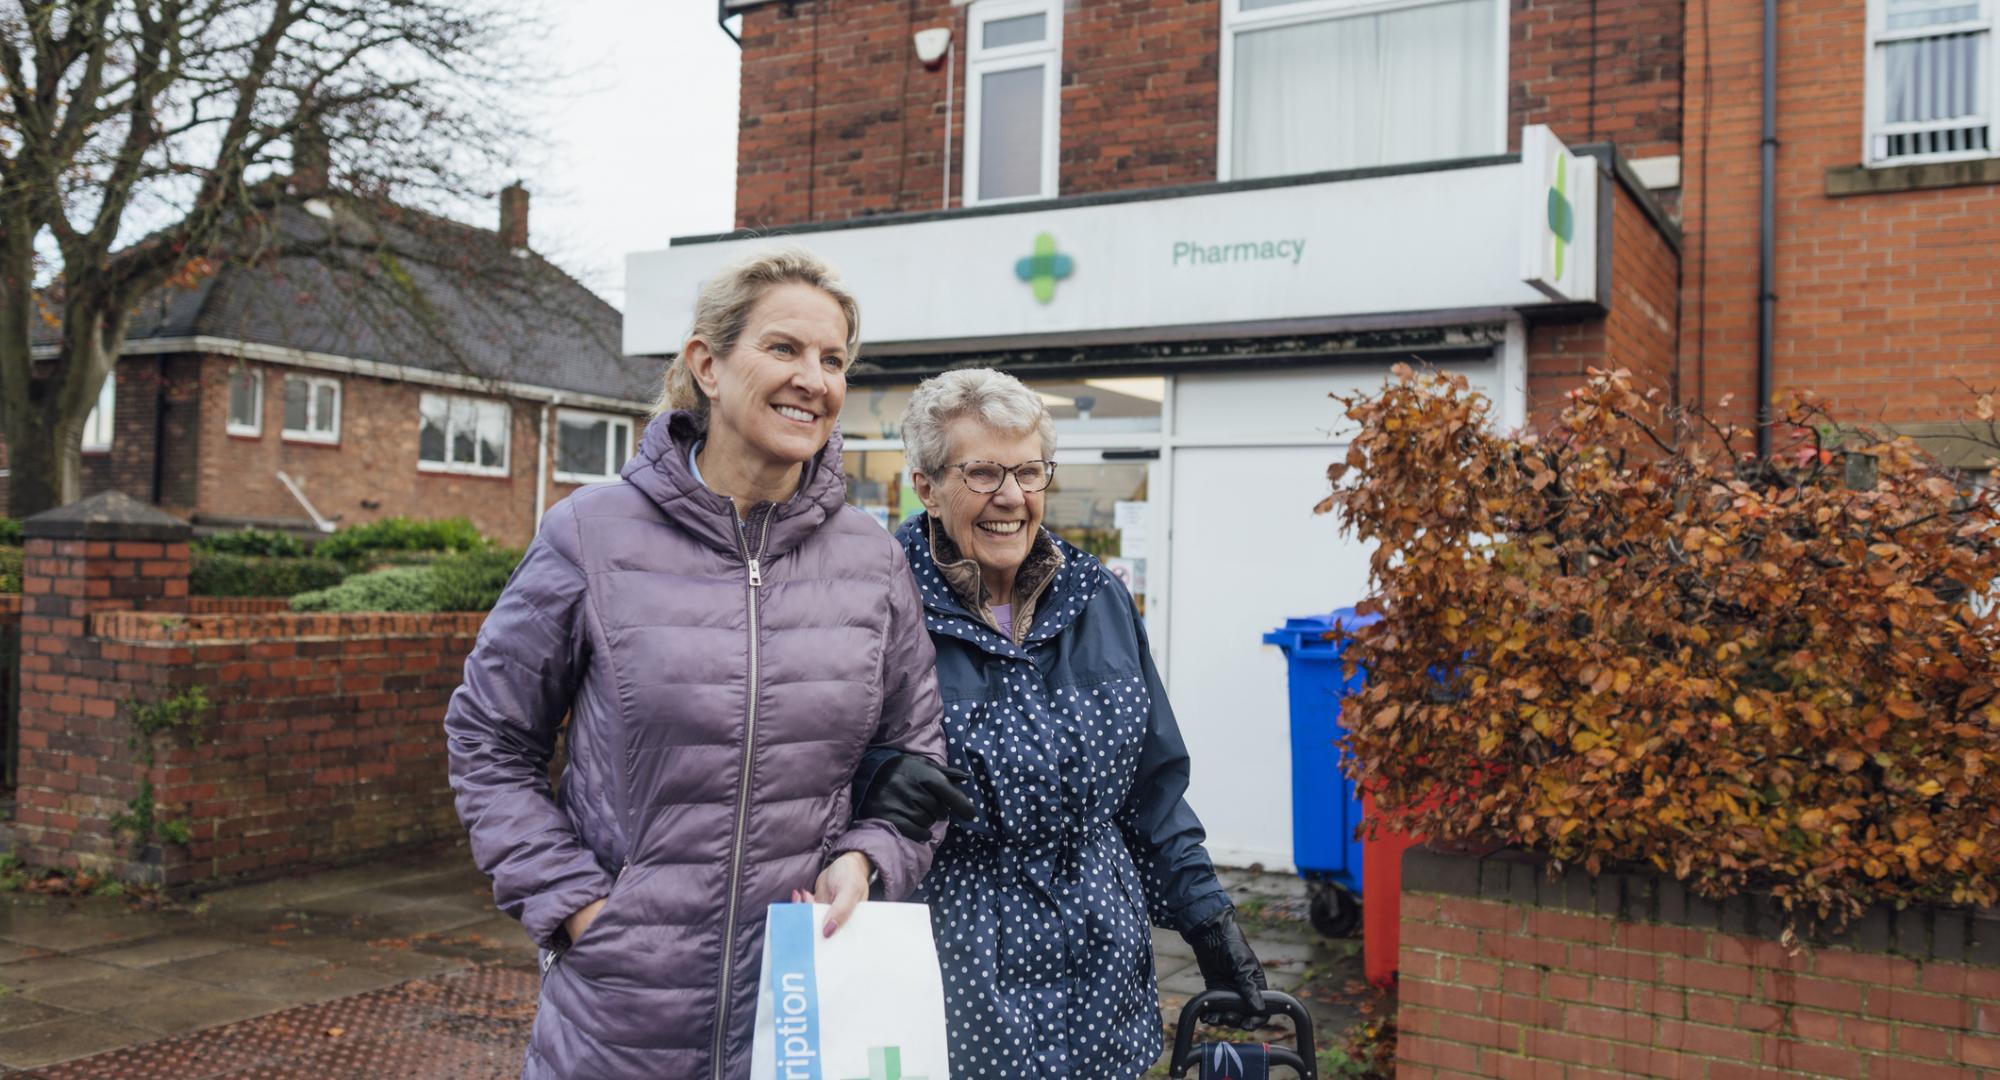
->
[1309,885,1361,939]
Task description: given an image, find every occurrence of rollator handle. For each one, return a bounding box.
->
[1168,989,1316,1080]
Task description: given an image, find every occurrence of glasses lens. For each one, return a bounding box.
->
[963,464,1005,491]
[1014,464,1050,491]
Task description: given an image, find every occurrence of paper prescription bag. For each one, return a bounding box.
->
[750,902,950,1080]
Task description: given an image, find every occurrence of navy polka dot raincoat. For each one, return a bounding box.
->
[882,515,1233,1078]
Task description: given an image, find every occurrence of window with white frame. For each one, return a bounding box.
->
[1220,0,1506,181]
[226,367,263,436]
[419,392,510,475]
[554,409,634,484]
[281,374,340,442]
[965,0,1062,204]
[1867,0,1994,164]
[81,371,115,452]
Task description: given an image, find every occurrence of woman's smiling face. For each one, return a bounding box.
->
[919,420,1046,585]
[697,282,850,473]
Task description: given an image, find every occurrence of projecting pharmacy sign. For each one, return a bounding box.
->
[625,125,1601,355]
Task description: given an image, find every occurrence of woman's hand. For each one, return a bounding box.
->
[563,896,608,946]
[790,851,873,938]
[1182,909,1269,1028]
[859,755,976,840]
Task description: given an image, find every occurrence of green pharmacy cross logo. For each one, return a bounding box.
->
[841,1045,927,1080]
[1014,232,1074,303]
[1546,154,1575,281]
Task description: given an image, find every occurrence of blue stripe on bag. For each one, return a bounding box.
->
[768,903,823,1080]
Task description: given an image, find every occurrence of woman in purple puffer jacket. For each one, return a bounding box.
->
[444,248,948,1080]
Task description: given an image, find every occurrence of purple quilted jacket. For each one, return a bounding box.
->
[444,411,947,1080]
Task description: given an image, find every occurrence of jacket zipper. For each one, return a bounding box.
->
[714,507,771,1076]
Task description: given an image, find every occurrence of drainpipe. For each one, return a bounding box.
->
[1756,0,1777,459]
[535,399,555,534]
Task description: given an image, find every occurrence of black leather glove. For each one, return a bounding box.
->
[1182,909,1269,1028]
[858,755,976,841]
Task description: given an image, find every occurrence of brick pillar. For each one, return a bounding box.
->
[12,491,189,878]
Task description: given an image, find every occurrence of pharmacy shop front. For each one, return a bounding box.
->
[626,129,1606,869]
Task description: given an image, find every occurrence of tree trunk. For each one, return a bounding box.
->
[0,307,113,521]
[2,402,82,520]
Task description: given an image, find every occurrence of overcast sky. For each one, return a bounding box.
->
[510,2,743,310]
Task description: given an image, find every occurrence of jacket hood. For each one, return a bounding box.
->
[620,409,851,558]
[896,512,1104,657]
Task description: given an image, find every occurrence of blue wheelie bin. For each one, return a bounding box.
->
[1263,607,1380,938]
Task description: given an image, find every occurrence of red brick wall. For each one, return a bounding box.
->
[1681,0,2000,427]
[734,0,1683,228]
[1528,171,1683,423]
[33,354,642,549]
[12,531,191,878]
[1,595,19,790]
[11,535,484,887]
[179,356,628,548]
[1398,850,2000,1078]
[73,357,201,510]
[1513,0,1684,160]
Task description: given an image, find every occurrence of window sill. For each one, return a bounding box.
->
[553,471,619,486]
[419,461,512,480]
[81,447,112,456]
[1826,156,2000,197]
[281,431,340,447]
[226,427,263,440]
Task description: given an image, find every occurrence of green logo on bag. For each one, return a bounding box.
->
[842,1046,926,1080]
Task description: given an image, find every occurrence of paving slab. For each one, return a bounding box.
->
[226,963,415,1008]
[104,985,280,1037]
[0,995,76,1032]
[19,971,215,1014]
[0,956,124,994]
[341,902,492,940]
[149,946,327,987]
[74,935,238,970]
[0,942,51,965]
[0,1014,160,1071]
[0,907,152,954]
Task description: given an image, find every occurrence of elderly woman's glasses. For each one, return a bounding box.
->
[947,460,1056,494]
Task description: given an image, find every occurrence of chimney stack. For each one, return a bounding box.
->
[500,183,529,249]
[292,115,329,196]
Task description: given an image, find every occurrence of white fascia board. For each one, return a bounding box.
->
[1626,155,1683,190]
[33,336,650,414]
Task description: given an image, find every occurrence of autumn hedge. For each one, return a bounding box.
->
[1325,367,2000,925]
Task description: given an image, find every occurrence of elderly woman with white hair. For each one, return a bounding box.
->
[852,367,1267,1077]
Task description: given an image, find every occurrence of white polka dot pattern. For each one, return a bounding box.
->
[895,520,1231,1079]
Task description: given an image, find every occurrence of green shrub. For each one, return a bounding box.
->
[291,566,440,613]
[193,527,305,558]
[315,516,487,564]
[189,552,346,598]
[428,547,523,612]
[0,546,20,594]
[0,518,20,546]
[289,548,523,613]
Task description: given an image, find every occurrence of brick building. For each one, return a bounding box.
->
[2,187,655,548]
[623,0,1994,868]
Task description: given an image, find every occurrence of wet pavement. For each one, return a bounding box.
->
[0,848,1368,1077]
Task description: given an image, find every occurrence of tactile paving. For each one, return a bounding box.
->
[15,966,540,1080]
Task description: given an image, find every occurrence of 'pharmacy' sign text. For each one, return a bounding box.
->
[1172,238,1307,267]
